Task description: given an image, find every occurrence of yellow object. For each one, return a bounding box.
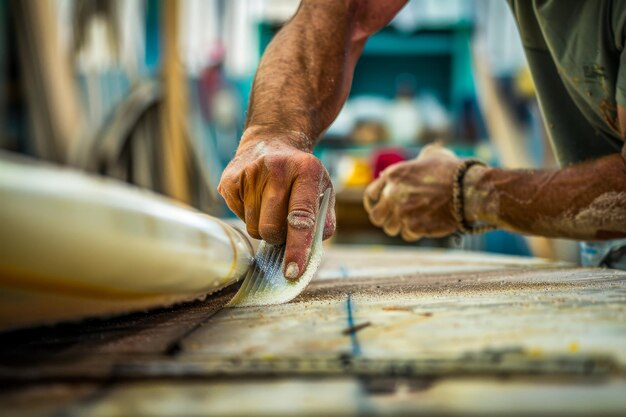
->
[341,157,373,188]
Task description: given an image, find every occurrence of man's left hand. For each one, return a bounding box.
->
[363,144,461,241]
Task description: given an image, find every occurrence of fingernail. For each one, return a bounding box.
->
[285,262,300,280]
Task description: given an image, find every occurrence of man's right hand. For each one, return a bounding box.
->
[217,131,336,281]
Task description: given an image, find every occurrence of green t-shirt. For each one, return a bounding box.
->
[508,0,626,165]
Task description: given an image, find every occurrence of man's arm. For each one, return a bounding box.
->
[246,1,402,143]
[465,151,626,240]
[218,0,407,279]
[364,119,626,243]
[464,105,626,240]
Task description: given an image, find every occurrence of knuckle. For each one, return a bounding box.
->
[217,177,234,194]
[297,153,322,171]
[287,209,316,230]
[265,159,288,179]
[218,170,236,188]
[242,163,258,179]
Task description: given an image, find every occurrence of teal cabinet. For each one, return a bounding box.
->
[259,22,477,123]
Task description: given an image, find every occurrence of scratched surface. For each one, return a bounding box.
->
[1,246,626,416]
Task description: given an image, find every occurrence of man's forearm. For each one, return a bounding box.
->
[464,153,626,240]
[242,0,407,152]
[243,1,362,151]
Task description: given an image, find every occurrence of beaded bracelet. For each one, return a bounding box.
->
[451,159,496,235]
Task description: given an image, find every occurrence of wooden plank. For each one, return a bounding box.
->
[0,284,239,380]
[177,248,626,370]
[0,383,101,417]
[0,247,625,415]
[4,377,626,417]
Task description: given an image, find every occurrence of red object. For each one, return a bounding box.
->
[371,148,407,178]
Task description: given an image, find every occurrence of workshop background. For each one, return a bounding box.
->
[0,0,579,262]
[3,1,626,416]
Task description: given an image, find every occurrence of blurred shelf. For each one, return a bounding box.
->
[363,32,453,56]
[315,139,484,159]
[361,23,472,56]
[258,22,476,107]
[335,186,367,203]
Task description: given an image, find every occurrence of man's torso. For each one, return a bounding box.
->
[509,0,626,165]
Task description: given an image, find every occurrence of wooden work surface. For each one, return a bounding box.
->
[1,245,626,416]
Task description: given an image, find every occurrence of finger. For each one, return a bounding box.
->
[418,143,443,159]
[217,177,245,221]
[400,216,423,241]
[383,212,401,236]
[401,216,425,241]
[367,193,392,227]
[401,226,423,242]
[402,215,451,238]
[363,178,386,213]
[258,179,290,245]
[418,143,455,160]
[219,186,245,221]
[242,170,263,240]
[283,171,326,280]
[322,189,336,240]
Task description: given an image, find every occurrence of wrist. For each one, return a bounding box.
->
[463,164,497,226]
[239,126,314,154]
[463,164,487,223]
[452,160,497,234]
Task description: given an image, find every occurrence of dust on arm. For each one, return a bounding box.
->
[244,0,408,148]
[464,148,626,240]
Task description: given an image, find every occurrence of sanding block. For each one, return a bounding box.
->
[227,188,331,307]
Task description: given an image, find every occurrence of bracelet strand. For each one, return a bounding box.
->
[451,160,496,235]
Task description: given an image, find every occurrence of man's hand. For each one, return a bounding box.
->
[363,144,461,241]
[218,133,335,280]
[216,1,406,279]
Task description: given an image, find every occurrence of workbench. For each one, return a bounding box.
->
[1,246,625,416]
